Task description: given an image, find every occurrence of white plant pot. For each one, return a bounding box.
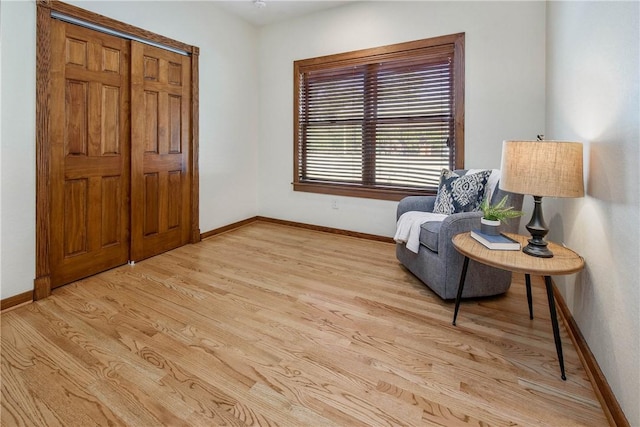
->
[481,217,501,236]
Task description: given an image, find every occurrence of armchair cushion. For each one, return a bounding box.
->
[433,169,492,215]
[420,221,442,252]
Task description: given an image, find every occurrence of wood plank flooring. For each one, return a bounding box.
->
[1,221,608,426]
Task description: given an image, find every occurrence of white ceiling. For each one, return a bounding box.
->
[210,0,356,27]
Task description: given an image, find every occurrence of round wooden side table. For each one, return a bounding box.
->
[452,232,584,380]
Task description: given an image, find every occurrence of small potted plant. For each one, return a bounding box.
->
[479,195,524,235]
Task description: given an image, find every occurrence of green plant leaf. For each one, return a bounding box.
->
[480,195,524,222]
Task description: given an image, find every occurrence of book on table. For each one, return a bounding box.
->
[470,230,520,250]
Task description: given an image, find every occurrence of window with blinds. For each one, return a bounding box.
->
[293,33,464,201]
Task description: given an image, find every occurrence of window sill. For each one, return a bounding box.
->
[293,182,435,202]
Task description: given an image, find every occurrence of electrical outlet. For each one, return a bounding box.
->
[331,199,338,210]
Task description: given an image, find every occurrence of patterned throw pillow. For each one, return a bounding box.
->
[433,169,491,215]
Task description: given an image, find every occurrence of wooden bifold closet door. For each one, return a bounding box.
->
[50,20,131,287]
[48,19,192,288]
[131,42,192,261]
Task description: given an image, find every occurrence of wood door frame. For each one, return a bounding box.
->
[35,0,200,300]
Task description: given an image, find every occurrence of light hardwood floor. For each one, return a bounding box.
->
[1,221,608,426]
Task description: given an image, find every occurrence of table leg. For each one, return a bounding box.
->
[544,276,566,380]
[525,274,534,319]
[452,256,470,326]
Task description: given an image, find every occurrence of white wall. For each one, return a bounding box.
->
[0,1,260,299]
[256,1,546,237]
[0,0,37,301]
[545,2,639,424]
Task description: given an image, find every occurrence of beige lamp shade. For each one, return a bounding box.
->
[499,140,585,198]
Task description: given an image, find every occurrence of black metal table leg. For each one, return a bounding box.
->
[525,274,534,319]
[452,256,470,326]
[544,276,566,380]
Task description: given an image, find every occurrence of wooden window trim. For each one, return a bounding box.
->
[293,33,465,202]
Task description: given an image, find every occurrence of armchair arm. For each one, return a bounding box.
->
[438,211,483,254]
[397,196,436,219]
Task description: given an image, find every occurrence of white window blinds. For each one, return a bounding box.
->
[294,35,464,200]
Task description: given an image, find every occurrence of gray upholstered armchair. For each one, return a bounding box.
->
[396,170,524,300]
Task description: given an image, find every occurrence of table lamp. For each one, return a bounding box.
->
[499,140,584,258]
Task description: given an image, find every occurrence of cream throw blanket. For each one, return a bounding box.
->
[394,211,447,253]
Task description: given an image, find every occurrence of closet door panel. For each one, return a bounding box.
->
[63,179,88,256]
[144,173,160,236]
[101,176,122,247]
[131,41,191,261]
[101,85,121,155]
[50,20,130,287]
